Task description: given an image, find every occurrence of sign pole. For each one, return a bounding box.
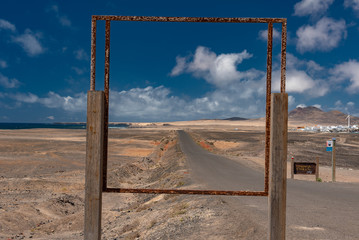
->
[291,156,294,179]
[315,157,319,181]
[332,138,336,182]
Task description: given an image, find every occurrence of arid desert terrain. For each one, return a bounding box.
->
[1,119,359,239]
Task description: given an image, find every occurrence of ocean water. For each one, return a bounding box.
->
[0,123,129,130]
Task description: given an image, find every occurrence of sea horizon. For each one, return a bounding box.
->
[0,122,130,130]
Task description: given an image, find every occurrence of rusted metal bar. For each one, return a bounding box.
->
[280,20,287,93]
[103,20,111,191]
[90,18,97,91]
[105,188,268,196]
[264,22,273,193]
[93,15,285,24]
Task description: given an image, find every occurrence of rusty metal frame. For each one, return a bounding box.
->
[90,15,287,196]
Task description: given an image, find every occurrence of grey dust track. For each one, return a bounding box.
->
[178,130,359,239]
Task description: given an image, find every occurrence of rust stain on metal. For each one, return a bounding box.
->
[102,20,111,191]
[105,188,268,196]
[88,15,287,196]
[280,20,287,93]
[90,19,97,91]
[264,22,273,193]
[93,15,285,24]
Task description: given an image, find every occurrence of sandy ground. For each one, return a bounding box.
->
[1,119,359,239]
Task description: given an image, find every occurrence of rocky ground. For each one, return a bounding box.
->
[1,125,358,239]
[0,128,267,239]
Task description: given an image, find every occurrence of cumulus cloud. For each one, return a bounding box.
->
[294,0,334,17]
[0,73,20,88]
[313,104,322,109]
[12,29,44,56]
[296,17,347,53]
[335,100,343,107]
[332,99,356,113]
[10,91,87,112]
[331,60,359,93]
[47,4,72,27]
[288,96,296,106]
[258,28,281,42]
[41,92,87,111]
[11,92,38,103]
[347,101,355,107]
[170,46,255,88]
[0,19,16,32]
[296,104,307,108]
[272,53,329,97]
[8,81,268,121]
[110,82,267,121]
[47,116,55,120]
[344,0,359,15]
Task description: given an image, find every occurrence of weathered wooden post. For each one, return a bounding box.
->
[269,93,288,240]
[85,91,105,240]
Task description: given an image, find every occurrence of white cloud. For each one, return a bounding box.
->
[0,60,8,69]
[0,19,16,32]
[332,100,356,113]
[347,101,355,107]
[170,56,187,76]
[296,104,307,108]
[9,91,86,112]
[170,46,254,88]
[12,29,44,56]
[294,0,334,17]
[48,4,72,27]
[331,60,359,93]
[285,69,327,96]
[258,28,281,41]
[335,100,343,107]
[344,0,359,14]
[47,116,55,120]
[74,49,89,61]
[11,92,38,103]
[0,73,20,88]
[272,53,329,97]
[109,83,267,121]
[40,92,87,111]
[8,81,267,121]
[313,104,322,109]
[296,17,347,53]
[288,96,296,106]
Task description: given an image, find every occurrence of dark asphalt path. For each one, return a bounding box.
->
[178,130,359,239]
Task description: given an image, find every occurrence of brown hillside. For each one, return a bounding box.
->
[289,106,359,125]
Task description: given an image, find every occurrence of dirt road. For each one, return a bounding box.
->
[178,130,359,239]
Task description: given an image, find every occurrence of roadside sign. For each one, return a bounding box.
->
[294,162,316,174]
[326,140,333,152]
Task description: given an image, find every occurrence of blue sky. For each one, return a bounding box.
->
[1,0,359,122]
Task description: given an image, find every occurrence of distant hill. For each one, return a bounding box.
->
[223,117,248,121]
[289,106,359,125]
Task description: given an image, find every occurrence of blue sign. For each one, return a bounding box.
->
[326,147,332,152]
